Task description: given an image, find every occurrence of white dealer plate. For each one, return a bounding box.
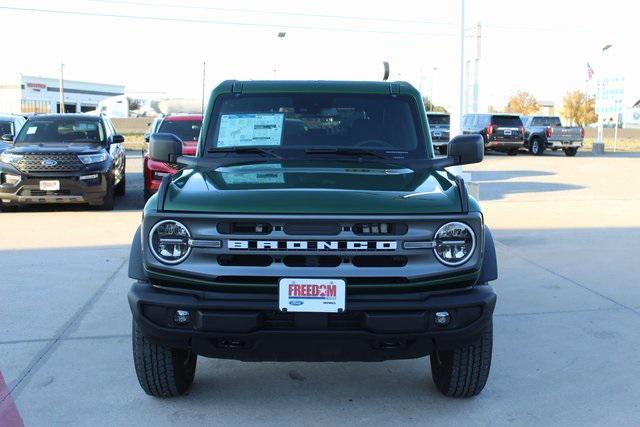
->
[279,278,346,313]
[39,180,60,191]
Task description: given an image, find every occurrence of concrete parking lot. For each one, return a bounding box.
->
[1,150,639,426]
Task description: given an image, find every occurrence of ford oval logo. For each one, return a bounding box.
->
[42,159,58,167]
[289,300,304,306]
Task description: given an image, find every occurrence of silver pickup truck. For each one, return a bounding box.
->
[521,115,584,156]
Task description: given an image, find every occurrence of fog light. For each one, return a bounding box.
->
[4,174,20,185]
[79,174,99,180]
[434,311,450,326]
[173,310,191,325]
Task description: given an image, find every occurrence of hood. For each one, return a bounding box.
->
[10,142,105,154]
[182,141,197,156]
[162,160,464,214]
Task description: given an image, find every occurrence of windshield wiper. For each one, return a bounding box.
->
[305,148,390,160]
[207,146,281,159]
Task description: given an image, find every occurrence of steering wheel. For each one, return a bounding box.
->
[355,139,395,149]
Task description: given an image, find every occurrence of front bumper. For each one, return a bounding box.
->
[0,173,108,205]
[128,280,496,362]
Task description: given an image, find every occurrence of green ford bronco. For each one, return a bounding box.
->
[128,80,498,398]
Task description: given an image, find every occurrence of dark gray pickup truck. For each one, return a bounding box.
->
[521,115,584,156]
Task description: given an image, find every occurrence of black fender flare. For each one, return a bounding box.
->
[479,226,498,282]
[128,226,146,280]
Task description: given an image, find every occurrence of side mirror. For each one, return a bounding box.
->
[149,133,182,163]
[447,134,484,165]
[1,134,13,142]
[144,132,150,143]
[112,134,125,143]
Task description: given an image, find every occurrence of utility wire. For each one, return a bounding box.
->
[87,0,453,26]
[0,5,454,37]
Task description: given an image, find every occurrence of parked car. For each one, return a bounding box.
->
[128,80,498,398]
[143,114,202,201]
[521,115,584,156]
[0,114,126,210]
[463,113,525,155]
[0,113,27,141]
[427,112,450,154]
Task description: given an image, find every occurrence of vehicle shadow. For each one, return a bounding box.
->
[470,170,556,182]
[477,181,584,201]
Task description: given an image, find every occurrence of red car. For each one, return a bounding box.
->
[143,114,202,201]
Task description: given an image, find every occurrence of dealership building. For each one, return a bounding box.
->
[0,74,125,114]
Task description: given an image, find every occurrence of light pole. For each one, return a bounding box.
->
[447,0,465,177]
[593,43,612,155]
[273,32,287,76]
[59,63,65,113]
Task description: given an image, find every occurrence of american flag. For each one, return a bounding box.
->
[587,63,594,80]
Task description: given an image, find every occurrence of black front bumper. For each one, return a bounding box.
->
[128,281,496,362]
[0,174,108,205]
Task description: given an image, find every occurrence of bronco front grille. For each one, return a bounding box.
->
[15,153,84,173]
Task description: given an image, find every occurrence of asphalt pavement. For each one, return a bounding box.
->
[1,150,640,426]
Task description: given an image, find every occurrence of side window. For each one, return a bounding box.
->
[469,115,478,127]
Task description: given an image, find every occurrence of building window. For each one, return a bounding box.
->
[21,99,51,113]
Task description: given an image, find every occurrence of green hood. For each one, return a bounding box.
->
[162,161,467,215]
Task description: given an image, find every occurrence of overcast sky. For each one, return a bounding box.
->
[0,0,635,110]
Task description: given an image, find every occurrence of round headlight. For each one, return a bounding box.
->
[149,220,191,264]
[433,222,475,266]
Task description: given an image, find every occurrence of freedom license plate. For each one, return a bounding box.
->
[39,180,60,191]
[279,278,346,313]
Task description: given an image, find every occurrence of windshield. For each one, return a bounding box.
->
[427,114,450,125]
[0,121,13,136]
[531,117,562,127]
[492,115,523,127]
[158,119,202,142]
[16,119,105,144]
[206,93,425,158]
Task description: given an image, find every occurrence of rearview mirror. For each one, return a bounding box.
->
[149,133,182,163]
[1,134,13,142]
[143,132,150,143]
[447,135,483,165]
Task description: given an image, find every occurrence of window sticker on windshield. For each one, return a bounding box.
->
[26,126,37,135]
[219,164,285,185]
[217,113,284,147]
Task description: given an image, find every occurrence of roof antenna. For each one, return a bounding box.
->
[382,61,390,81]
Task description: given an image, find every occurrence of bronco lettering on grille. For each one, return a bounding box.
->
[228,240,397,251]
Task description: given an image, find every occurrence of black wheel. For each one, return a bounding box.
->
[114,173,126,197]
[99,178,115,210]
[507,149,518,156]
[430,321,492,397]
[132,321,197,397]
[531,138,545,156]
[437,145,448,155]
[564,147,578,157]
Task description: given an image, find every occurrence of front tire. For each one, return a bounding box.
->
[114,173,126,197]
[132,321,197,397]
[430,321,492,397]
[564,147,578,156]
